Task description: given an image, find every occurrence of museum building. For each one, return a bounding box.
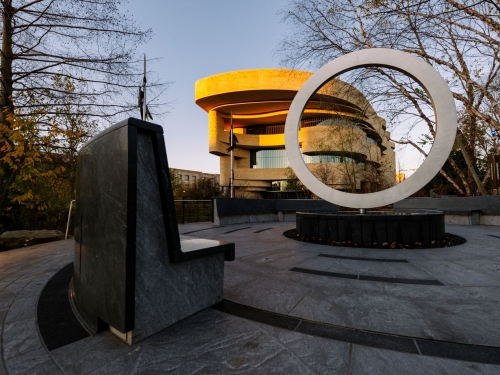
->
[195,69,396,199]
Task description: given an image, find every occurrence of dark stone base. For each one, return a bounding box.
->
[296,210,446,247]
[285,229,465,249]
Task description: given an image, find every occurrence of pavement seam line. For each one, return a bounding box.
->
[413,339,422,355]
[408,297,439,341]
[254,228,273,234]
[181,226,225,235]
[318,254,408,263]
[287,290,311,315]
[346,343,353,375]
[407,260,446,283]
[223,227,252,234]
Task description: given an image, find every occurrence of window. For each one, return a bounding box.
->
[250,149,363,169]
[184,175,189,184]
[192,176,196,185]
[246,124,285,135]
[271,180,294,191]
[316,119,361,129]
[250,149,289,169]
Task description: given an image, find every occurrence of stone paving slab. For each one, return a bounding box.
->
[350,345,499,375]
[215,223,500,346]
[411,299,500,346]
[0,224,499,373]
[289,287,435,338]
[78,309,351,375]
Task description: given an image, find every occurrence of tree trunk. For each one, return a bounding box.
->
[448,157,472,195]
[1,0,14,123]
[0,0,16,218]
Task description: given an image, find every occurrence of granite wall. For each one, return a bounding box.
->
[394,196,500,225]
[213,198,338,225]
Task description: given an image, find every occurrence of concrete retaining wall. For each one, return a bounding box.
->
[213,198,337,225]
[394,196,500,226]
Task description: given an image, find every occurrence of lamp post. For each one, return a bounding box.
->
[230,112,235,198]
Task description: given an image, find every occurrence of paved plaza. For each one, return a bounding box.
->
[1,222,500,374]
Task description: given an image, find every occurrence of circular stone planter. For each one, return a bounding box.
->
[296,210,445,246]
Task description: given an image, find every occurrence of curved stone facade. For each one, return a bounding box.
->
[195,69,396,198]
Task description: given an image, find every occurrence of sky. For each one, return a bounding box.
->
[123,0,428,178]
[125,0,292,174]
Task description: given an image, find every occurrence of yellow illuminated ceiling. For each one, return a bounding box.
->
[194,68,367,126]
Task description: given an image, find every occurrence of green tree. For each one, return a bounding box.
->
[0,75,98,230]
[183,179,223,200]
[169,169,183,198]
[284,166,313,198]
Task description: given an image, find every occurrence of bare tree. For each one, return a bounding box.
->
[0,0,170,220]
[311,117,393,193]
[1,0,169,122]
[278,0,500,195]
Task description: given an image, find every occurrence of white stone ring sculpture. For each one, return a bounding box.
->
[285,48,457,208]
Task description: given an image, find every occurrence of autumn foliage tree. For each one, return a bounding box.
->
[1,76,98,229]
[0,0,169,229]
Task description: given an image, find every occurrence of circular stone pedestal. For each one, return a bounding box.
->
[296,210,445,246]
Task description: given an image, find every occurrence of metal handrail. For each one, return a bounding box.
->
[173,199,213,224]
[65,200,76,240]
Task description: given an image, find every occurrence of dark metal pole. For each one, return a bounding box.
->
[211,198,214,223]
[65,200,76,239]
[492,155,499,194]
[182,197,185,224]
[230,112,235,198]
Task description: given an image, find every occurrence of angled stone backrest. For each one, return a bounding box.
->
[72,118,234,344]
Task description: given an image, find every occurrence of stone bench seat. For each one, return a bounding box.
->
[72,118,235,345]
[178,239,235,262]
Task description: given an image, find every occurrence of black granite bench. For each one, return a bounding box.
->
[71,118,234,344]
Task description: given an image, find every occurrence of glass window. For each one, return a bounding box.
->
[192,176,196,185]
[316,119,360,129]
[250,149,363,169]
[184,175,189,184]
[251,148,289,169]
